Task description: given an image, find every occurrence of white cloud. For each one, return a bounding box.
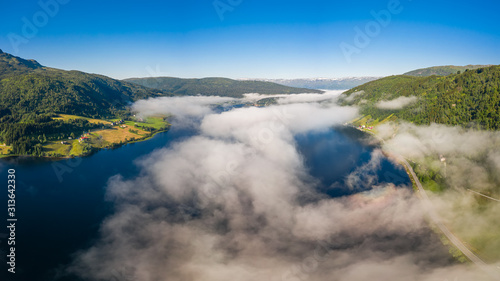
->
[133,95,236,117]
[376,96,418,110]
[241,90,344,105]
[66,97,497,281]
[342,90,365,103]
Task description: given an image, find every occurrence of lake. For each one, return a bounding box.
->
[0,125,411,281]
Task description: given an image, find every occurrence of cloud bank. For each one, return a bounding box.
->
[378,122,500,273]
[376,96,418,110]
[67,95,495,281]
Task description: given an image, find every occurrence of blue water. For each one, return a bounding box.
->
[0,125,410,281]
[0,128,195,281]
[295,126,411,197]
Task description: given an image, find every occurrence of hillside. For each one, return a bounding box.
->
[0,51,322,157]
[341,65,500,130]
[0,51,174,156]
[124,77,323,97]
[0,48,43,79]
[403,65,492,77]
[251,77,380,90]
[0,51,170,121]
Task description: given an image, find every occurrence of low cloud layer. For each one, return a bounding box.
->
[342,90,365,103]
[376,96,418,110]
[67,95,496,281]
[132,95,236,127]
[378,122,500,273]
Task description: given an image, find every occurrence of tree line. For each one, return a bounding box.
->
[342,66,500,130]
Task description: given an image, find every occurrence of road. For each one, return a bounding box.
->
[467,189,500,203]
[355,126,500,279]
[400,157,500,279]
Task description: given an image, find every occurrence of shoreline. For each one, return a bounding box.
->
[348,124,499,277]
[0,126,170,161]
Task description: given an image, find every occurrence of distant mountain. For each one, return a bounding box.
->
[341,65,500,130]
[403,65,492,77]
[0,51,169,121]
[124,77,323,98]
[246,77,381,90]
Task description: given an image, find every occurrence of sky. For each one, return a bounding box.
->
[1,0,499,79]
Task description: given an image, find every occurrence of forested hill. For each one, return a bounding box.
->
[0,48,43,79]
[403,65,492,77]
[124,77,323,97]
[341,65,500,130]
[0,51,169,121]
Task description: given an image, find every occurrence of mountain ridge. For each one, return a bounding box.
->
[244,77,381,90]
[0,51,169,120]
[341,65,500,130]
[124,76,323,97]
[403,65,492,77]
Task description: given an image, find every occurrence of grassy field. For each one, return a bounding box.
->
[139,116,168,129]
[91,126,149,144]
[53,114,112,125]
[0,144,12,156]
[115,116,168,130]
[44,141,72,155]
[69,141,84,156]
[2,114,168,158]
[351,114,398,129]
[35,115,170,158]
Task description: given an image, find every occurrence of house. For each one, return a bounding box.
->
[79,136,89,143]
[61,141,69,145]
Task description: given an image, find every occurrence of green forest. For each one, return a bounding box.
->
[0,51,170,121]
[341,65,500,130]
[0,50,319,157]
[1,114,106,156]
[0,50,170,156]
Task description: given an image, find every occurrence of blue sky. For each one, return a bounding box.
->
[1,0,499,79]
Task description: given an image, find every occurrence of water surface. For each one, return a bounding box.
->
[0,125,411,281]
